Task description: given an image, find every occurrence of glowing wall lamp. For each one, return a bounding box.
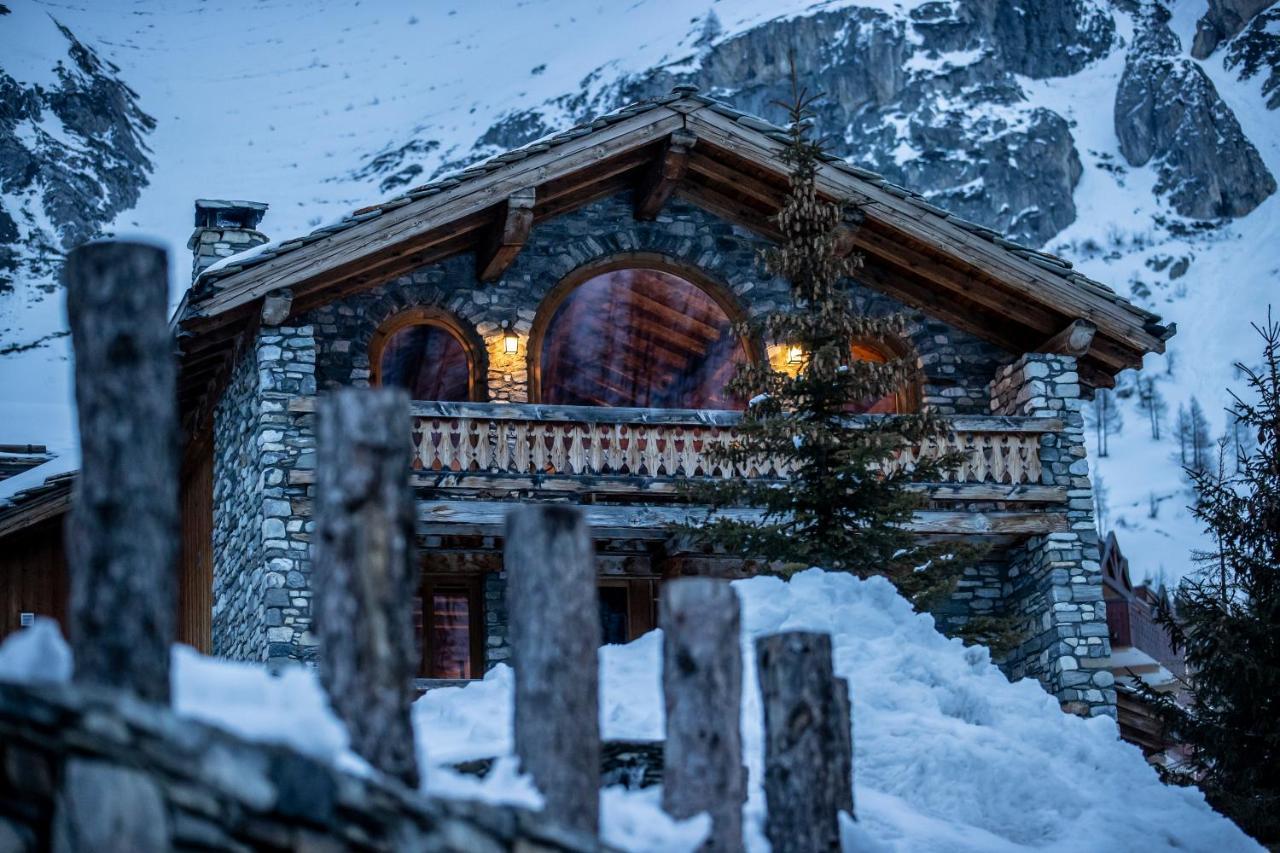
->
[786,344,805,365]
[502,321,519,354]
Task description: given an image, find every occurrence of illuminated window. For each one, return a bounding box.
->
[538,267,749,409]
[847,341,917,414]
[416,576,483,679]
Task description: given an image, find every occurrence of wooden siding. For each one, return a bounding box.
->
[178,437,214,652]
[0,516,69,641]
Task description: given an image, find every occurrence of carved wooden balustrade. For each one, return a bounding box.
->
[401,401,1056,489]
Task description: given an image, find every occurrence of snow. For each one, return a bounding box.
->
[0,617,71,684]
[0,445,77,507]
[0,570,1257,850]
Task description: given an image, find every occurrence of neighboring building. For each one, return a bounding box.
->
[1,90,1174,718]
[1101,532,1189,758]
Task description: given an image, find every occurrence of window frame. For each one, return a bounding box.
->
[368,306,488,402]
[526,254,762,406]
[418,573,485,680]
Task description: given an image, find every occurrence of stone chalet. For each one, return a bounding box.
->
[0,89,1174,719]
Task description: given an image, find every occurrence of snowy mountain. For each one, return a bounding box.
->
[0,0,1277,583]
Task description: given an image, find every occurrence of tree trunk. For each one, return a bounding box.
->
[64,241,177,705]
[313,388,420,788]
[505,505,600,836]
[755,631,851,853]
[660,578,744,852]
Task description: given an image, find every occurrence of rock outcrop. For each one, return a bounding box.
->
[1115,5,1275,219]
[1226,7,1280,110]
[0,17,153,297]
[1192,0,1278,59]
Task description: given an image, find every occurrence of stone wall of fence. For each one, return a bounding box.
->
[0,681,598,852]
[301,193,1012,414]
[988,353,1114,717]
[212,327,319,666]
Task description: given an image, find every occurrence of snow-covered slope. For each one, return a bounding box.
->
[0,569,1258,851]
[1,0,1277,583]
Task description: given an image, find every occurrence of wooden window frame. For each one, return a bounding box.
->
[368,306,488,402]
[526,253,763,405]
[850,336,923,413]
[419,573,485,679]
[597,577,657,643]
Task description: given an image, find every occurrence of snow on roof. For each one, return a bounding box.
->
[0,448,78,511]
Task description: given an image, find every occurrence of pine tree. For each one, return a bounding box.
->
[1137,375,1167,441]
[1085,387,1123,456]
[1188,397,1212,475]
[1142,314,1280,845]
[681,76,970,611]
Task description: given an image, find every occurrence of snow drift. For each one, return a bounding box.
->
[0,569,1256,851]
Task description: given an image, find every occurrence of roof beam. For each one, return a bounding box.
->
[476,187,536,283]
[634,129,696,220]
[1037,319,1097,357]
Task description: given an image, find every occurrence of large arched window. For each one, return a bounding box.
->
[535,265,750,409]
[370,308,483,401]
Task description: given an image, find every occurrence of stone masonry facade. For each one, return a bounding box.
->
[205,190,1114,716]
[990,354,1114,717]
[212,326,318,666]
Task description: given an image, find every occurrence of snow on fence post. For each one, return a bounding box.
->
[755,631,853,852]
[505,505,600,836]
[660,577,745,852]
[64,240,178,705]
[313,387,420,788]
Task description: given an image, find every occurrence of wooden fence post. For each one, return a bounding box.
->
[661,578,744,852]
[755,631,852,853]
[64,240,177,704]
[505,505,600,836]
[313,387,420,788]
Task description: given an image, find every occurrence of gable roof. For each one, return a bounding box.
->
[174,87,1172,421]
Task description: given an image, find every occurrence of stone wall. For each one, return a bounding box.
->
[211,326,318,665]
[302,193,1010,413]
[988,353,1114,717]
[0,681,599,852]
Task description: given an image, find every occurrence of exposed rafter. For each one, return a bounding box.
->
[634,129,696,220]
[476,187,536,283]
[1037,319,1098,357]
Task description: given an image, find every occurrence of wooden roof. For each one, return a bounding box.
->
[174,87,1172,427]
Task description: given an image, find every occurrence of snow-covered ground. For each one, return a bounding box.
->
[2,0,1278,585]
[0,570,1259,851]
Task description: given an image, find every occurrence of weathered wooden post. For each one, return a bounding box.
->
[755,631,853,853]
[313,387,420,787]
[505,505,600,836]
[661,578,744,852]
[64,240,177,704]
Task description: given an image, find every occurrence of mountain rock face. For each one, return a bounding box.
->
[1226,7,1280,108]
[1115,4,1276,218]
[454,0,1275,248]
[0,15,154,298]
[1191,0,1278,58]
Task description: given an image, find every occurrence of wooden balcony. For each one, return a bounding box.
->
[288,399,1070,540]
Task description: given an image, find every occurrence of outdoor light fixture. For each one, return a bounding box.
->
[787,344,805,365]
[502,321,519,354]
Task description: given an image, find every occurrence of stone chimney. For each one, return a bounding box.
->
[188,199,269,282]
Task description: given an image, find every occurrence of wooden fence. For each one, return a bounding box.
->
[59,241,855,852]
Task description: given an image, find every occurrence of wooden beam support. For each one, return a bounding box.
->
[1037,319,1097,357]
[476,187,536,283]
[634,129,696,221]
[260,287,294,326]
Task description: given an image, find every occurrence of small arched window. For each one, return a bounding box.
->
[847,340,918,414]
[535,266,750,409]
[370,309,482,401]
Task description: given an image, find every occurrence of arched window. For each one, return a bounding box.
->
[370,308,483,401]
[535,265,750,409]
[847,340,919,414]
